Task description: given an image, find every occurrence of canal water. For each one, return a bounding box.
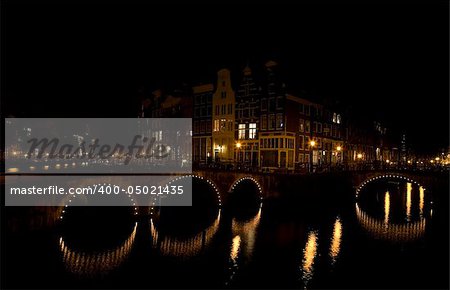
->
[3,177,449,289]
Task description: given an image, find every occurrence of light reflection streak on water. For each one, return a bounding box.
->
[59,222,137,277]
[226,206,262,286]
[301,230,318,288]
[406,182,412,222]
[384,191,390,225]
[329,216,342,266]
[150,210,221,259]
[231,206,262,259]
[355,203,426,242]
[419,186,425,217]
[230,235,241,262]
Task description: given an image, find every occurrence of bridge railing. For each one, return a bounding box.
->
[193,162,449,175]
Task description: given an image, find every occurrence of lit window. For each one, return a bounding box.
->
[337,114,341,124]
[238,124,246,139]
[220,118,226,131]
[214,119,220,132]
[249,123,256,139]
[333,113,337,123]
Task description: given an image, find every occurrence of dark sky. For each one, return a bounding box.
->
[2,1,448,154]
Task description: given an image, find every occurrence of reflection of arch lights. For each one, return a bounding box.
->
[229,176,263,200]
[231,206,262,236]
[355,203,426,242]
[355,174,427,198]
[231,206,262,257]
[59,222,137,276]
[150,210,221,259]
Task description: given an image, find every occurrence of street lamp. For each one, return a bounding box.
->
[336,146,342,166]
[236,142,241,167]
[356,153,363,170]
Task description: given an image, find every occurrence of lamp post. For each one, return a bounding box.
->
[309,140,316,173]
[236,142,241,169]
[357,153,363,170]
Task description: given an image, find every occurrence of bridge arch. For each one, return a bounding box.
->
[229,176,263,200]
[164,174,222,207]
[355,173,427,198]
[59,185,138,221]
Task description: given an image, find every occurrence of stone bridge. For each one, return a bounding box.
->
[350,170,445,195]
[190,169,446,203]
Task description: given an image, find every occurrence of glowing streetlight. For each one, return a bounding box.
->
[309,140,316,173]
[385,159,390,163]
[435,157,440,161]
[235,143,241,165]
[407,160,411,164]
[357,153,363,159]
[336,146,342,152]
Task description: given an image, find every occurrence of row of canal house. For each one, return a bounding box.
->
[141,60,398,172]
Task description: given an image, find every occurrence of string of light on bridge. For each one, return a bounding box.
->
[229,176,264,202]
[355,174,427,198]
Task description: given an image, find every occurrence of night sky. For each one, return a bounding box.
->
[2,1,448,154]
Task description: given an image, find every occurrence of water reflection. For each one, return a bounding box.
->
[150,210,221,259]
[406,182,412,222]
[356,179,429,243]
[419,186,425,217]
[356,205,426,242]
[230,235,241,262]
[384,191,390,224]
[329,216,342,266]
[226,206,262,286]
[231,206,262,260]
[59,222,137,277]
[301,230,318,288]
